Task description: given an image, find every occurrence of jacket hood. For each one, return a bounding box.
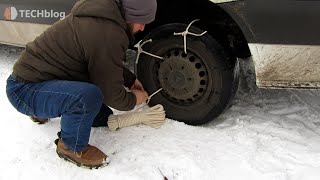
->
[71,0,127,30]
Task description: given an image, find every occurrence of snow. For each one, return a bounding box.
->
[1,44,320,180]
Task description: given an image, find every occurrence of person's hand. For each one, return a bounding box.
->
[131,90,148,105]
[131,79,145,91]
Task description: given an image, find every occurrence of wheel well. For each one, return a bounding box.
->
[136,0,251,59]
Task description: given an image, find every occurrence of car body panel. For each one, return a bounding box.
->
[0,0,75,46]
[219,0,320,88]
[249,44,320,88]
[219,0,320,45]
[0,21,49,47]
[0,0,319,88]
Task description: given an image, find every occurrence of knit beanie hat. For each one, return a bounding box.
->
[121,0,157,24]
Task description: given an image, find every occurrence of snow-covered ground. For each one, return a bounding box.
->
[1,44,320,180]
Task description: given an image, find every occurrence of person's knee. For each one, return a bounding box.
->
[78,84,103,110]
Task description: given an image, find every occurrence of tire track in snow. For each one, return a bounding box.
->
[288,89,320,119]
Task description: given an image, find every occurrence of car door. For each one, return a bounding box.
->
[245,0,320,88]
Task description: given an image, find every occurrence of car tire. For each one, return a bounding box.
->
[137,23,239,125]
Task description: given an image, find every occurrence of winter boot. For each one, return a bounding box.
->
[30,117,49,124]
[54,133,109,169]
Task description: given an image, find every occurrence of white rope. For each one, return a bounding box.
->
[108,88,165,131]
[146,88,163,104]
[134,39,164,64]
[173,19,207,54]
[108,104,166,131]
[135,88,163,111]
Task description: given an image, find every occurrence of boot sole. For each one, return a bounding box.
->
[54,138,108,169]
[30,117,48,124]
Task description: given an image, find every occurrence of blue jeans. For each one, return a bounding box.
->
[6,75,112,152]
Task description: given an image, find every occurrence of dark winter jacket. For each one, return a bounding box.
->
[12,0,137,111]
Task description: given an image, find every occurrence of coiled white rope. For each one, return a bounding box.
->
[108,88,165,131]
[108,104,165,131]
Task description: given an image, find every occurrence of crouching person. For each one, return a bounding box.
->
[6,0,157,169]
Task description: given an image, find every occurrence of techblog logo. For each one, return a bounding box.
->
[4,6,18,20]
[4,6,66,20]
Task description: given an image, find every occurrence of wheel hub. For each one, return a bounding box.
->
[156,48,209,104]
[168,70,186,89]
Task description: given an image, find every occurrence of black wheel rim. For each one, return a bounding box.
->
[153,48,210,105]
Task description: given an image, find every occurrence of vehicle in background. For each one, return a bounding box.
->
[1,0,319,125]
